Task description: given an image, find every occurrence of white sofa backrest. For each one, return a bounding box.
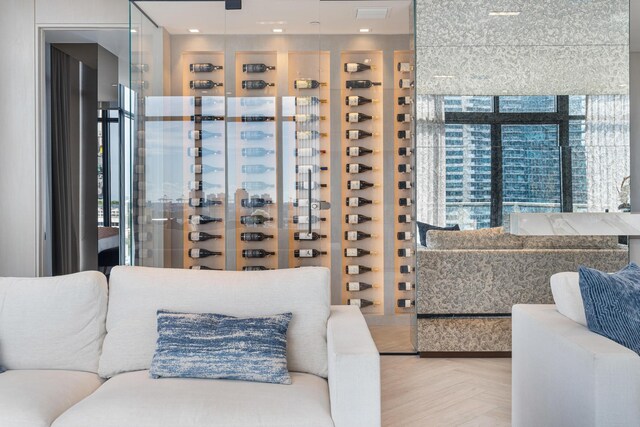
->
[0,271,108,373]
[550,272,587,327]
[99,266,331,379]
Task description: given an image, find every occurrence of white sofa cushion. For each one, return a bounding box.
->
[0,271,108,372]
[0,370,103,427]
[550,272,587,327]
[99,266,330,379]
[52,370,334,427]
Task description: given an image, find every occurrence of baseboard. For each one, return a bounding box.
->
[419,351,511,358]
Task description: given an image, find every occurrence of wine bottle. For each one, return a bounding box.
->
[296,164,328,173]
[345,265,374,275]
[240,232,274,241]
[397,113,412,123]
[240,97,273,107]
[240,215,273,225]
[346,112,373,123]
[242,249,275,258]
[188,147,223,157]
[295,181,327,190]
[188,130,223,140]
[241,130,274,141]
[242,147,275,157]
[346,146,374,157]
[344,62,372,73]
[398,164,413,174]
[397,231,414,241]
[344,248,372,257]
[397,299,415,308]
[294,79,326,89]
[295,148,326,157]
[242,266,273,271]
[190,63,223,73]
[189,214,222,225]
[293,198,319,208]
[293,114,324,123]
[346,130,373,140]
[241,115,275,122]
[296,130,326,140]
[400,265,415,274]
[398,214,413,224]
[346,197,373,207]
[397,62,413,73]
[398,248,414,257]
[190,80,223,89]
[346,80,381,89]
[347,180,375,190]
[398,130,412,140]
[398,282,414,291]
[344,231,373,241]
[189,198,223,208]
[188,232,222,242]
[189,248,222,258]
[398,181,413,190]
[399,198,413,207]
[347,299,379,308]
[398,147,413,157]
[295,96,327,106]
[294,249,327,258]
[191,164,224,174]
[294,232,326,241]
[190,266,222,271]
[346,163,373,174]
[191,115,225,123]
[189,181,222,191]
[242,80,275,90]
[398,96,413,106]
[242,165,275,174]
[292,215,326,224]
[193,96,224,107]
[345,95,373,106]
[241,198,273,208]
[346,282,376,292]
[242,63,276,73]
[345,214,373,224]
[242,181,275,191]
[399,79,414,89]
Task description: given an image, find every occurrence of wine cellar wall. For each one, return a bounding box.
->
[132,35,415,320]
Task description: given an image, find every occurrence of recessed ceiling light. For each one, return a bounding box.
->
[272,28,284,33]
[188,29,200,33]
[130,29,137,33]
[359,28,371,33]
[489,11,521,16]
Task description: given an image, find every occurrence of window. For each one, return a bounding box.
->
[443,96,586,229]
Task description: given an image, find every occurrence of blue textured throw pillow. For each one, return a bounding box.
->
[150,310,293,384]
[579,263,640,355]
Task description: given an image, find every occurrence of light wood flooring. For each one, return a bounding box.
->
[369,325,415,353]
[381,356,512,427]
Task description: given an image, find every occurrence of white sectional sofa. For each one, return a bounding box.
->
[513,276,640,427]
[0,266,381,427]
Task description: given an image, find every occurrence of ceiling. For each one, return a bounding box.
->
[135,0,412,35]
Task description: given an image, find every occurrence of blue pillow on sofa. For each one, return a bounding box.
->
[416,222,460,247]
[579,263,640,355]
[150,310,293,384]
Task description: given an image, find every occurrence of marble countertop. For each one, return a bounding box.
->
[509,213,640,236]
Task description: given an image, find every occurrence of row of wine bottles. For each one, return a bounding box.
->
[345,281,413,292]
[347,299,415,309]
[186,129,410,142]
[188,61,411,75]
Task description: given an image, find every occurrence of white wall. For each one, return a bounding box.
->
[0,0,127,277]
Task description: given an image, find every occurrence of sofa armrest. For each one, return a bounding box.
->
[327,305,380,427]
[513,304,640,427]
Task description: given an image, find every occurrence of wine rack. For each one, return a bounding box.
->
[182,52,226,271]
[285,51,331,268]
[232,52,279,271]
[394,51,417,313]
[341,51,385,315]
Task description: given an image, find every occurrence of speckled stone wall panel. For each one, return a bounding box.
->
[417,317,511,352]
[416,248,628,314]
